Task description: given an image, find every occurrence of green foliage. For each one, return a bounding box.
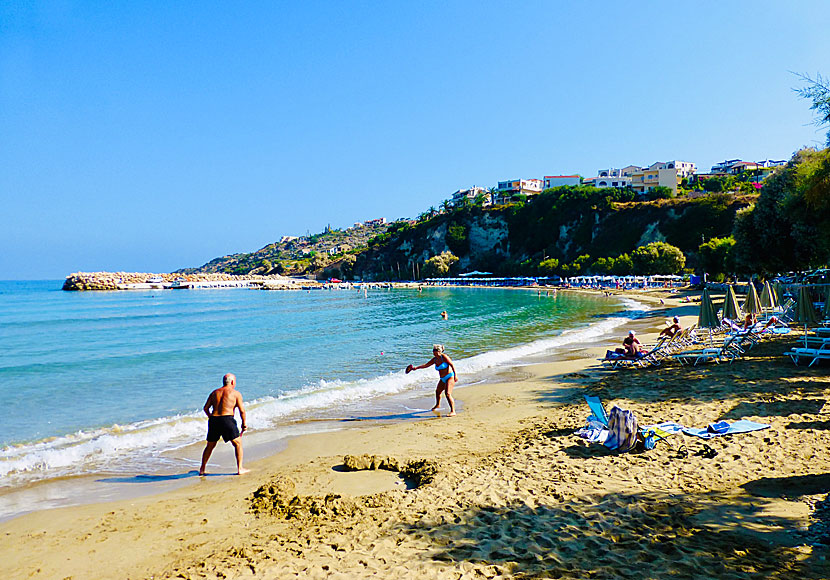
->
[368,233,391,247]
[795,73,830,147]
[731,150,830,273]
[697,236,735,277]
[611,253,634,275]
[561,254,591,275]
[422,251,459,278]
[702,176,737,192]
[630,242,686,275]
[538,257,559,275]
[647,186,674,200]
[446,222,469,255]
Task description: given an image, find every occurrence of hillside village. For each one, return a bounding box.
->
[180,155,785,279]
[451,157,785,207]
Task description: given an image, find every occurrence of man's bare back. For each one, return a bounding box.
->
[206,386,243,417]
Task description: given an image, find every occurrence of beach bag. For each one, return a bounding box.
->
[604,406,639,452]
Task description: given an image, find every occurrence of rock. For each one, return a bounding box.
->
[342,454,400,472]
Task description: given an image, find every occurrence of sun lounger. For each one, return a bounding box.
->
[671,335,743,366]
[599,337,669,369]
[786,344,830,367]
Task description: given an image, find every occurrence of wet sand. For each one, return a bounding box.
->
[2,289,830,579]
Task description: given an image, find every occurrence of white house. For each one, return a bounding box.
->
[451,186,491,206]
[543,175,581,188]
[593,165,642,188]
[630,161,697,195]
[493,179,544,204]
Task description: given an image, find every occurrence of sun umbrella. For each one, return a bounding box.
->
[824,287,830,320]
[743,282,762,315]
[760,281,777,309]
[773,282,785,306]
[796,286,819,347]
[721,285,743,322]
[698,288,720,343]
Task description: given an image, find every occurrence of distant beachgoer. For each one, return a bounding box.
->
[199,373,249,476]
[659,316,682,338]
[441,310,448,320]
[406,344,457,416]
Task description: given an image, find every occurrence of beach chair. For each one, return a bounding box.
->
[581,396,668,452]
[671,334,742,366]
[599,338,667,369]
[585,395,610,426]
[786,341,830,367]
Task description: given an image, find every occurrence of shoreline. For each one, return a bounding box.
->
[5,287,826,578]
[0,287,652,520]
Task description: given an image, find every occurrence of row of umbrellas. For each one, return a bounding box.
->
[699,282,830,330]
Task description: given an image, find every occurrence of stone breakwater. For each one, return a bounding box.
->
[61,272,315,291]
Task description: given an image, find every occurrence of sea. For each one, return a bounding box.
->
[0,280,647,518]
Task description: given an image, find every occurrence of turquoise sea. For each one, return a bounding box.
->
[0,280,643,498]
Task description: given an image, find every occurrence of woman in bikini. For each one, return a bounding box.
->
[406,344,457,416]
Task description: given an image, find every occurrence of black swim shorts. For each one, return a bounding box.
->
[206,415,240,442]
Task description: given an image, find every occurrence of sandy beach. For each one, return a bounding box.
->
[3,289,830,579]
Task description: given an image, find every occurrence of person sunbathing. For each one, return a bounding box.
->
[616,330,646,358]
[659,317,682,338]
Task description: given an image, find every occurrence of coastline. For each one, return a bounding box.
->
[3,288,828,578]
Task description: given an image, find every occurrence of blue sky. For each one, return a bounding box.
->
[2,1,829,279]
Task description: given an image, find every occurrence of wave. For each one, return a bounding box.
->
[0,298,647,487]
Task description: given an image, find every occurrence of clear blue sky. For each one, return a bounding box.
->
[2,1,829,279]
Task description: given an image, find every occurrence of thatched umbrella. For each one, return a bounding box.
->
[721,285,743,322]
[743,282,762,315]
[760,281,777,309]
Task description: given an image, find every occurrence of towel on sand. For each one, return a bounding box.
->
[682,420,770,439]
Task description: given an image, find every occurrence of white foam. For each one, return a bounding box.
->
[0,298,647,487]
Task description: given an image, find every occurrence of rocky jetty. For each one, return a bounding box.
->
[61,272,319,291]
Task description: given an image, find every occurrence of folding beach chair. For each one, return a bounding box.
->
[585,395,610,426]
[582,396,668,452]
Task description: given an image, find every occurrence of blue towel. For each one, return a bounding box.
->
[682,420,770,439]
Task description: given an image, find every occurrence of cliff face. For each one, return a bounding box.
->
[353,194,751,279]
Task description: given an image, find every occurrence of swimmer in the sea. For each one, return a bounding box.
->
[441,310,448,320]
[406,344,457,416]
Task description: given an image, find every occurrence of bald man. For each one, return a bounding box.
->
[199,373,249,475]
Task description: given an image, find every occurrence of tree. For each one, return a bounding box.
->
[446,222,469,255]
[795,73,830,147]
[538,257,559,275]
[648,186,674,200]
[611,253,634,275]
[422,251,459,278]
[630,242,686,274]
[697,236,735,278]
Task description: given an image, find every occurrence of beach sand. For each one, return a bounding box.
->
[3,290,830,579]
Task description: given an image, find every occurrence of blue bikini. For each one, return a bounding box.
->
[436,361,454,382]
